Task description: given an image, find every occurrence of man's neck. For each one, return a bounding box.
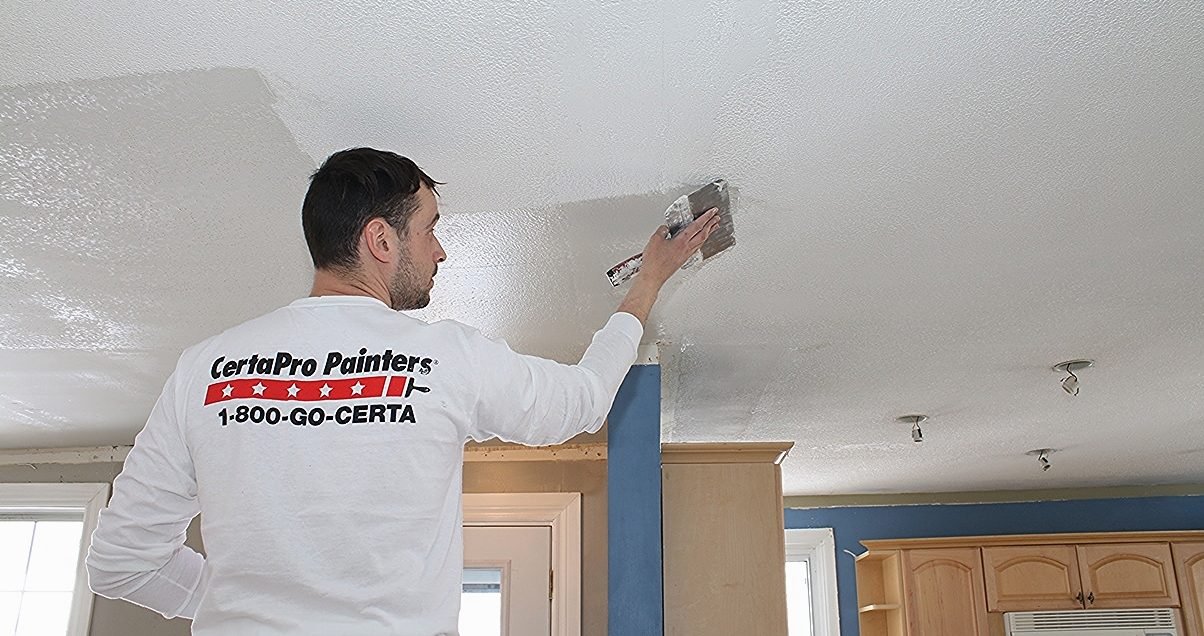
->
[309,268,391,306]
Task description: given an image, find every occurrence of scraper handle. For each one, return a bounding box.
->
[606,252,644,287]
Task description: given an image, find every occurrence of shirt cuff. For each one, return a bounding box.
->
[608,311,645,346]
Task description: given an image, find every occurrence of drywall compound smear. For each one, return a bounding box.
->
[0,69,312,351]
[0,69,314,448]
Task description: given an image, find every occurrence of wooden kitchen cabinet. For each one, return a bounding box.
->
[1076,543,1178,608]
[903,548,990,636]
[982,542,1178,610]
[1172,543,1204,636]
[856,532,1204,636]
[661,442,794,636]
[982,545,1084,611]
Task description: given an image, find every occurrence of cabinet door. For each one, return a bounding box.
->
[1076,543,1179,608]
[1174,543,1204,636]
[983,545,1084,611]
[903,548,989,636]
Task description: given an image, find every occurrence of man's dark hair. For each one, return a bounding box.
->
[301,148,441,270]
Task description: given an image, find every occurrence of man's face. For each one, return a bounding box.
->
[388,185,446,311]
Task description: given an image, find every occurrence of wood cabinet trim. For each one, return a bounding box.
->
[862,531,1204,551]
[661,442,794,465]
[1172,543,1204,636]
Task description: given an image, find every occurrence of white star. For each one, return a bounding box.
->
[251,382,267,396]
[350,381,365,396]
[221,384,233,398]
[286,383,300,398]
[319,384,332,398]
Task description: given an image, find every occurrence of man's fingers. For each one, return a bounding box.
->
[682,209,719,241]
[693,215,721,243]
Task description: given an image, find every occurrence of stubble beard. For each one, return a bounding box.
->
[388,256,431,311]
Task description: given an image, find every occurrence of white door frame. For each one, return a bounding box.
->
[463,492,582,636]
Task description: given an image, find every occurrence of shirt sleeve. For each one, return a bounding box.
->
[85,366,209,620]
[466,311,644,445]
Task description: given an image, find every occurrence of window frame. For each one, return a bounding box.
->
[785,527,841,636]
[0,482,110,636]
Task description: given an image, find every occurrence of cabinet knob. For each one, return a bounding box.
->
[1087,592,1095,605]
[1075,592,1085,607]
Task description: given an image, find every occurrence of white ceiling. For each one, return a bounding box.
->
[2,1,1202,495]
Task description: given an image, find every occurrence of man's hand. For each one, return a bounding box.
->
[639,208,721,287]
[616,208,721,324]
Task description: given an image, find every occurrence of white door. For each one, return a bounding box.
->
[460,525,552,636]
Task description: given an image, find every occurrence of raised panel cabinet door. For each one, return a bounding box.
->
[1076,543,1179,608]
[982,545,1084,611]
[1173,543,1204,636]
[903,548,989,636]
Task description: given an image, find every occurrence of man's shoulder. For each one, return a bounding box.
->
[420,317,508,345]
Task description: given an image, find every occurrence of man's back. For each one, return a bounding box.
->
[189,296,470,633]
[88,295,643,634]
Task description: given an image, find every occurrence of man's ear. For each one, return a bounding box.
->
[361,218,395,264]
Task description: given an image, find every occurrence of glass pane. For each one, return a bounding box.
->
[15,591,71,636]
[0,592,20,636]
[0,523,34,592]
[459,567,502,636]
[785,559,814,636]
[23,522,82,592]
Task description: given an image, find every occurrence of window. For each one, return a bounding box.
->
[459,567,503,636]
[785,527,840,636]
[0,484,108,636]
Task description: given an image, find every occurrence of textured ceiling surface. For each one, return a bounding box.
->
[2,1,1202,495]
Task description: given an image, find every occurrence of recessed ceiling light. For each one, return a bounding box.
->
[1052,359,1094,396]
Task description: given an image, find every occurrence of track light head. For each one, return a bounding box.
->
[1027,448,1056,473]
[1061,373,1079,396]
[1053,360,1094,396]
[897,415,928,444]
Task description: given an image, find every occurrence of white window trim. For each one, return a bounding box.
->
[0,482,110,636]
[785,527,841,636]
[463,492,581,636]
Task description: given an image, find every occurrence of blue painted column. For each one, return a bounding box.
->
[607,364,663,636]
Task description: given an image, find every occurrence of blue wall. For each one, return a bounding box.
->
[607,364,662,636]
[786,495,1204,636]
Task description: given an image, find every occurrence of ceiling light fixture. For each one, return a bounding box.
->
[1053,360,1094,396]
[898,415,928,443]
[1026,448,1055,472]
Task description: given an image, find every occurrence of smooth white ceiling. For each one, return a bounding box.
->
[2,1,1202,495]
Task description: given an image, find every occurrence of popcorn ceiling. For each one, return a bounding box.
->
[1,1,1202,493]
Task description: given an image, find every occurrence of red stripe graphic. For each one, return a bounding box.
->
[204,375,407,405]
[385,376,410,398]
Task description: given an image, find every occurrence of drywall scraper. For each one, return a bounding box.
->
[606,179,736,287]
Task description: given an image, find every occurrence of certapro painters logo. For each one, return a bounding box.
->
[202,348,437,428]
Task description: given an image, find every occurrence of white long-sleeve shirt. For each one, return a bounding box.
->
[87,295,643,635]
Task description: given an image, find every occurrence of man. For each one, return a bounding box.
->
[86,147,719,634]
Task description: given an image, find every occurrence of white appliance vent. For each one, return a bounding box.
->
[1007,608,1177,632]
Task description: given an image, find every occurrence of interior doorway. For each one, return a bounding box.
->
[461,493,582,636]
[461,525,552,635]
